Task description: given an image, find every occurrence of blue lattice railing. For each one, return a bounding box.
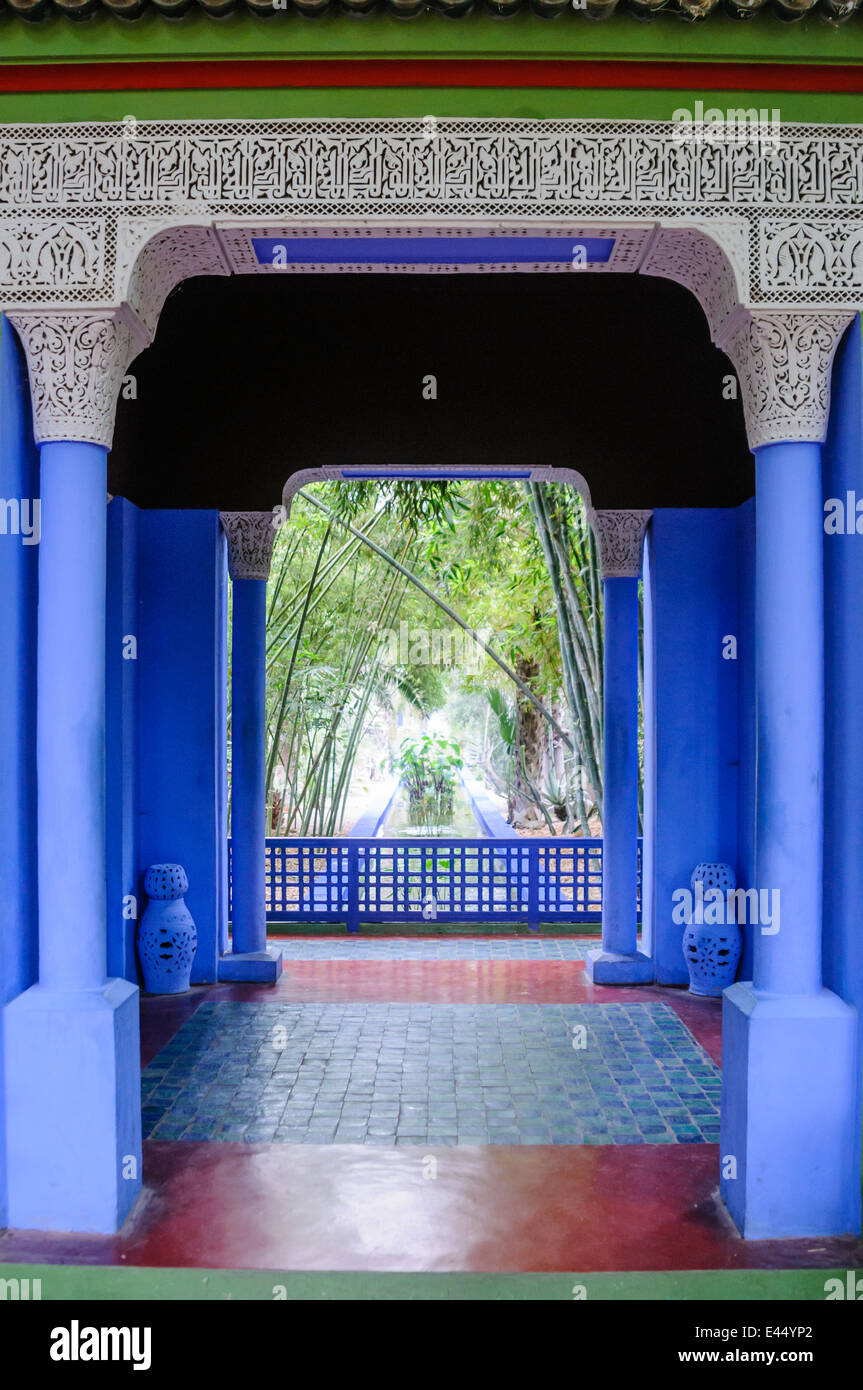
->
[227,837,642,931]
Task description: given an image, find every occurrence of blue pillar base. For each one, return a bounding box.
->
[721,981,861,1239]
[218,948,283,983]
[2,978,142,1234]
[584,948,653,985]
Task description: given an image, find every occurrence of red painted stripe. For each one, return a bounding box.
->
[0,56,861,95]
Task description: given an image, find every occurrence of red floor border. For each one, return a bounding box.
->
[2,1141,859,1273]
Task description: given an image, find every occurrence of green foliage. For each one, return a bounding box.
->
[323,479,463,533]
[389,662,447,718]
[242,474,620,841]
[396,733,463,784]
[486,686,516,752]
[523,480,604,831]
[394,733,463,832]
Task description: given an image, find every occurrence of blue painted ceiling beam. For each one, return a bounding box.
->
[252,236,615,267]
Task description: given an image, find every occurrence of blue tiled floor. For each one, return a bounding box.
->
[273,938,597,961]
[142,1002,720,1147]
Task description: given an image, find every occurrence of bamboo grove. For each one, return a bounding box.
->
[225,479,644,838]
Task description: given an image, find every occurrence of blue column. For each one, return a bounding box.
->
[597,579,639,950]
[754,444,823,998]
[3,440,142,1232]
[721,441,859,1238]
[219,572,281,982]
[586,570,652,985]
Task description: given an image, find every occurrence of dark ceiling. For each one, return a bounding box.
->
[109,270,754,511]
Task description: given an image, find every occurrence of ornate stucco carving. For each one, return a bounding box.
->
[220,511,279,581]
[760,220,863,300]
[639,223,747,342]
[1,120,861,313]
[6,307,149,449]
[0,119,861,452]
[720,310,854,449]
[117,222,231,336]
[591,510,652,579]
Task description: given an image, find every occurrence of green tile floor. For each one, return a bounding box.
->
[142,1001,721,1147]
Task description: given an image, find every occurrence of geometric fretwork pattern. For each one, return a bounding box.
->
[228,836,642,928]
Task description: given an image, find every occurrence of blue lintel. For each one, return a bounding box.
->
[251,237,615,267]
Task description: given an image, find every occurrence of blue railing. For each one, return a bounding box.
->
[228,837,643,931]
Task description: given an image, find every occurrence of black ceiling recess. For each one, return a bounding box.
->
[109,271,754,512]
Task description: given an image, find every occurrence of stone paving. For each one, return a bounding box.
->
[142,1001,721,1147]
[273,938,596,960]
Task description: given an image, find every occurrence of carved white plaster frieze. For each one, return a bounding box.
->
[720,310,855,449]
[591,510,652,579]
[6,307,150,449]
[0,218,107,300]
[220,511,279,581]
[0,120,861,223]
[1,120,862,455]
[760,220,863,301]
[0,121,862,315]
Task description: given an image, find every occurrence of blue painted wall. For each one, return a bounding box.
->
[641,544,656,962]
[137,511,228,984]
[642,509,741,985]
[735,498,757,980]
[217,544,229,959]
[0,317,39,1228]
[822,315,863,1188]
[106,497,140,984]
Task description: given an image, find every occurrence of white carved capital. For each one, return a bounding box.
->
[591,510,652,579]
[7,306,149,450]
[220,511,278,581]
[720,310,854,451]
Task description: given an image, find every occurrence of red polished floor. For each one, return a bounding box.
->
[2,1142,859,1273]
[2,939,858,1274]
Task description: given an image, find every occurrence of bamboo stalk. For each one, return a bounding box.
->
[265,518,334,818]
[297,487,574,751]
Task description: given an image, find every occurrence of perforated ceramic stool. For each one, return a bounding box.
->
[682,861,742,997]
[137,863,197,994]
